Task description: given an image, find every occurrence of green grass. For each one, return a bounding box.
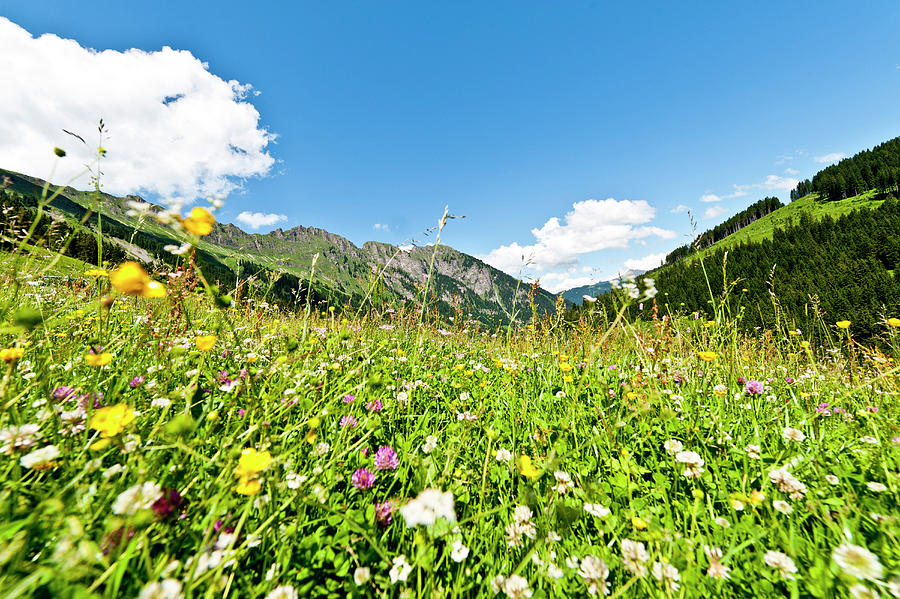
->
[0,243,898,598]
[690,190,886,263]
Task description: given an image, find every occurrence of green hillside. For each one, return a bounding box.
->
[0,168,560,324]
[690,189,886,262]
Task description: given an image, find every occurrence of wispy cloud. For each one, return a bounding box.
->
[0,17,276,204]
[671,204,691,214]
[784,167,799,175]
[700,193,721,203]
[724,174,798,198]
[236,211,287,230]
[703,205,727,220]
[373,223,390,232]
[814,152,846,164]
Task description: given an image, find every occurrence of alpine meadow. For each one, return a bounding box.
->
[1,4,900,599]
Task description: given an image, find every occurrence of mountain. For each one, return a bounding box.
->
[582,136,900,340]
[561,281,613,305]
[0,168,561,325]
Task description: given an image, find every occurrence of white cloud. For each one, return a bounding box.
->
[373,223,390,231]
[814,152,846,164]
[784,167,799,175]
[704,205,728,220]
[725,174,798,198]
[236,211,287,230]
[700,193,721,203]
[0,17,275,204]
[538,271,597,294]
[478,198,676,276]
[623,251,666,272]
[670,204,691,214]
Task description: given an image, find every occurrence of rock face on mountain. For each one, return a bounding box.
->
[1,166,562,322]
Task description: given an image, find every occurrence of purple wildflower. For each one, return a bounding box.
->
[737,376,747,385]
[152,489,185,519]
[342,394,355,403]
[744,379,764,395]
[129,375,146,388]
[374,500,394,527]
[784,377,795,384]
[366,400,383,413]
[237,408,246,417]
[51,386,77,402]
[351,467,376,490]
[340,414,358,428]
[78,392,103,409]
[373,445,399,470]
[815,402,831,416]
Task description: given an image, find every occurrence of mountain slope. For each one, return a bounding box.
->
[561,281,613,305]
[0,168,560,324]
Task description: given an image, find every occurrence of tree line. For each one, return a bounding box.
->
[792,136,900,201]
[665,197,784,265]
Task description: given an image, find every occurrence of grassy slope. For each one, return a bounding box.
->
[690,190,884,263]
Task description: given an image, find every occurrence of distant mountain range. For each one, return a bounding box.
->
[0,168,562,325]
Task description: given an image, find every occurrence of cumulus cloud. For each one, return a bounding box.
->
[784,167,799,175]
[704,205,728,219]
[478,198,676,276]
[373,223,390,231]
[814,152,846,164]
[700,193,721,203]
[0,17,275,203]
[623,251,666,272]
[236,211,287,230]
[671,204,691,214]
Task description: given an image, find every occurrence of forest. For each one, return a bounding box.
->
[792,136,900,201]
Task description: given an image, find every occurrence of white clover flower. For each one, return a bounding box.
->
[772,500,793,514]
[584,503,610,518]
[579,555,610,595]
[832,543,883,581]
[867,482,887,493]
[553,471,573,494]
[113,481,162,515]
[399,489,456,527]
[19,445,59,469]
[138,578,184,599]
[450,539,470,562]
[848,584,879,599]
[265,585,298,599]
[782,427,806,443]
[495,448,512,463]
[745,444,762,460]
[764,550,797,579]
[664,439,683,455]
[353,567,370,585]
[501,574,533,598]
[652,561,680,592]
[389,555,412,584]
[825,474,840,485]
[621,539,649,577]
[421,435,438,454]
[714,517,730,528]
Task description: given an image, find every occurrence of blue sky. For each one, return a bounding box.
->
[2,1,899,291]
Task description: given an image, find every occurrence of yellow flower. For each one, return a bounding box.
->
[888,318,900,327]
[749,489,765,506]
[143,280,167,298]
[0,347,24,362]
[836,320,851,329]
[631,516,648,530]
[195,335,217,351]
[183,207,215,236]
[84,268,107,277]
[235,448,271,478]
[697,351,718,362]
[518,455,539,478]
[559,362,573,373]
[89,438,111,451]
[90,404,136,438]
[85,351,113,366]
[235,476,262,496]
[109,262,167,298]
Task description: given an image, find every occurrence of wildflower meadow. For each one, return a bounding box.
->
[1,182,899,599]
